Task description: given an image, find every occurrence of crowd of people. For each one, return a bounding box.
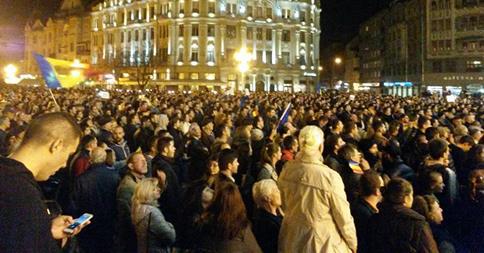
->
[0,85,483,253]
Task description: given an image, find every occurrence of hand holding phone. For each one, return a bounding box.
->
[63,213,93,234]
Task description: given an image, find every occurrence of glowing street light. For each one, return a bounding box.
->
[318,66,323,71]
[4,64,18,77]
[334,57,342,65]
[234,48,252,91]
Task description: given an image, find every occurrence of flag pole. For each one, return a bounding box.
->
[48,89,60,110]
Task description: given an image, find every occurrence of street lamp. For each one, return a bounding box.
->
[234,48,252,91]
[4,64,18,78]
[334,57,342,65]
[331,57,343,89]
[3,64,20,84]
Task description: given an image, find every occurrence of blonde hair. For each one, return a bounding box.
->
[252,179,280,208]
[299,126,324,152]
[131,178,160,214]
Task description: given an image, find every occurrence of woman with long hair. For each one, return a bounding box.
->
[257,142,282,182]
[196,182,262,253]
[131,178,176,253]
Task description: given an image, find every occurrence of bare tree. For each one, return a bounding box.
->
[134,43,156,89]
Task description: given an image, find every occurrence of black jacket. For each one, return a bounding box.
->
[152,155,182,227]
[72,163,120,253]
[367,203,438,253]
[0,157,60,253]
[351,198,378,253]
[252,209,282,253]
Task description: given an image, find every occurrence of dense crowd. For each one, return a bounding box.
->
[0,85,483,253]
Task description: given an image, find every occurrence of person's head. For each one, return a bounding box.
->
[90,147,107,164]
[425,127,440,141]
[420,170,445,194]
[418,116,431,131]
[253,116,264,129]
[112,126,125,143]
[468,169,484,198]
[339,143,361,163]
[127,152,147,176]
[299,125,325,154]
[329,118,343,134]
[428,138,449,160]
[14,112,81,181]
[360,170,384,202]
[469,126,482,143]
[252,179,282,212]
[204,181,249,240]
[189,123,202,139]
[218,148,239,175]
[201,118,214,134]
[282,135,298,153]
[80,134,97,152]
[131,178,162,212]
[214,124,231,139]
[412,195,444,224]
[157,136,176,158]
[323,134,345,157]
[261,142,282,165]
[372,120,386,135]
[458,135,475,152]
[384,178,414,208]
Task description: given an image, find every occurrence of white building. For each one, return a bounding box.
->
[91,0,321,91]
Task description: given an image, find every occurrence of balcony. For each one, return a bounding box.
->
[454,28,484,39]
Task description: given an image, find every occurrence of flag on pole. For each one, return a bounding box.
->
[34,53,89,89]
[277,103,292,131]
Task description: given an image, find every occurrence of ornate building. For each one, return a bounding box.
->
[24,0,91,74]
[90,0,321,91]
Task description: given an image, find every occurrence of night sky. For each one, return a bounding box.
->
[0,0,391,65]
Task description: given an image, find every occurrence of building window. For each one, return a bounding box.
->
[190,72,199,80]
[247,27,253,40]
[179,1,184,14]
[266,30,272,40]
[256,50,263,63]
[207,44,215,63]
[466,60,482,72]
[282,52,290,64]
[432,61,442,73]
[227,25,236,39]
[266,8,272,19]
[208,1,215,14]
[300,11,306,22]
[135,30,139,41]
[282,30,290,42]
[266,51,272,64]
[178,73,185,79]
[191,43,199,62]
[177,46,184,62]
[300,32,305,43]
[256,28,263,40]
[192,0,199,13]
[208,24,215,37]
[179,25,184,37]
[143,29,147,40]
[256,7,263,18]
[205,73,216,80]
[247,6,253,17]
[192,24,199,36]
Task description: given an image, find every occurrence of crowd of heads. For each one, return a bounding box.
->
[0,84,483,252]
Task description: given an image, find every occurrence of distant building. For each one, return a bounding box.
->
[355,0,483,96]
[90,0,321,92]
[344,37,361,91]
[24,0,91,74]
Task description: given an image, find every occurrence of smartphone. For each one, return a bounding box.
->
[63,213,93,234]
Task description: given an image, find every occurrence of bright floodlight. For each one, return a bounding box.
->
[334,57,342,64]
[70,70,81,77]
[4,64,18,77]
[238,62,249,73]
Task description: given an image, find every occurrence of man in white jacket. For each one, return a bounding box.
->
[278,126,357,253]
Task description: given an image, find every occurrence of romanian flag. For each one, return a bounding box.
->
[34,53,89,89]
